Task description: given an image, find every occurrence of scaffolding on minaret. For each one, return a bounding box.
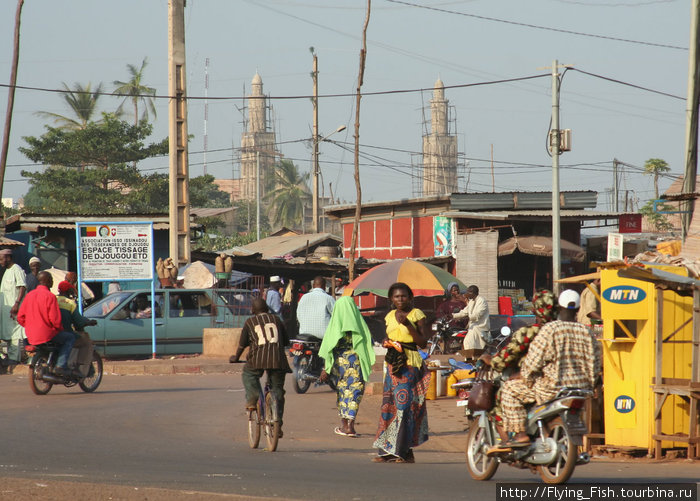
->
[412,78,466,197]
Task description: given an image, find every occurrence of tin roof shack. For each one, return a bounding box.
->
[327,191,629,312]
[190,207,236,235]
[3,213,203,296]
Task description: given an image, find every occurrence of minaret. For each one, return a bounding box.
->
[240,72,278,201]
[422,78,458,196]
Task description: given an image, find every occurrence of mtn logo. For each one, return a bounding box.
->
[614,395,635,413]
[603,286,646,304]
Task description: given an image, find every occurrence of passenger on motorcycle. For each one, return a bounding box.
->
[488,290,601,454]
[296,276,335,341]
[56,280,97,377]
[229,298,291,436]
[451,285,490,350]
[478,289,557,441]
[16,271,75,377]
[435,282,467,329]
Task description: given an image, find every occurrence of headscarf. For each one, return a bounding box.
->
[531,289,557,324]
[318,296,376,381]
[446,281,459,295]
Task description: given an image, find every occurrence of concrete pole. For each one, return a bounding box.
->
[256,150,260,241]
[312,54,320,233]
[613,158,619,212]
[682,0,700,240]
[168,0,191,266]
[551,59,562,295]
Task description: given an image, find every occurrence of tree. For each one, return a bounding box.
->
[639,200,674,232]
[644,158,671,199]
[113,58,157,126]
[264,159,311,229]
[36,82,104,130]
[19,113,168,171]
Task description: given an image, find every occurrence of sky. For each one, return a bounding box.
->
[0,0,692,213]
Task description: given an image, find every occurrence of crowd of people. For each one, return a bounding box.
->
[231,273,602,464]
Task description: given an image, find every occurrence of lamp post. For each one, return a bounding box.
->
[313,125,346,233]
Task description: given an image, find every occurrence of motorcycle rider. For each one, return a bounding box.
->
[451,285,490,350]
[296,276,335,341]
[435,282,467,329]
[17,271,75,376]
[56,280,97,377]
[229,298,291,436]
[487,289,601,454]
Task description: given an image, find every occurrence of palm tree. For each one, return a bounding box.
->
[36,82,103,130]
[644,158,670,199]
[113,57,157,125]
[265,159,311,229]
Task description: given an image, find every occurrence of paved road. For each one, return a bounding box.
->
[0,370,697,501]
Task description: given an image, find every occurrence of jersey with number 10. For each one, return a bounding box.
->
[239,312,291,371]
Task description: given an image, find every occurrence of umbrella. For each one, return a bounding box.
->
[45,267,94,300]
[497,235,585,262]
[342,259,467,298]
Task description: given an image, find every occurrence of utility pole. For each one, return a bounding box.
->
[311,52,320,233]
[682,0,700,239]
[613,158,619,212]
[168,0,191,266]
[551,59,562,295]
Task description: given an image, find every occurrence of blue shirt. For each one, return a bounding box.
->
[266,288,282,314]
[297,288,335,339]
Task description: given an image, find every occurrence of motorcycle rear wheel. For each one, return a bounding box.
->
[537,417,578,484]
[293,356,311,394]
[79,350,103,393]
[465,421,499,480]
[29,355,53,395]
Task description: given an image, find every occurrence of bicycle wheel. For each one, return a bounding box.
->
[264,391,280,451]
[247,403,261,449]
[79,350,103,393]
[29,354,53,395]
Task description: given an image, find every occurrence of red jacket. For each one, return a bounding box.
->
[17,285,64,345]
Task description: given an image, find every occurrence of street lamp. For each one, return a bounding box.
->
[313,125,346,233]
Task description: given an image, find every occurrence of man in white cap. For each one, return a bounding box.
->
[266,276,282,315]
[25,256,41,292]
[0,249,26,367]
[488,289,601,453]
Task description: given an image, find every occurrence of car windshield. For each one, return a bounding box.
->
[84,292,133,318]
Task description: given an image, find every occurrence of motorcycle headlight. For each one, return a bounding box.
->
[431,323,439,331]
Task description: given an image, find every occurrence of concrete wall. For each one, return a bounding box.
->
[202,328,247,359]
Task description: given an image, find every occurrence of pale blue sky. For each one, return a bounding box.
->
[0,0,691,211]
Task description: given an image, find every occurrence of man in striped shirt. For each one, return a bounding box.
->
[230,298,292,434]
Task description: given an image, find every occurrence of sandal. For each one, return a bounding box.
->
[371,455,392,463]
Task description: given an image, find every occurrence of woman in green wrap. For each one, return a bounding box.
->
[319,296,376,437]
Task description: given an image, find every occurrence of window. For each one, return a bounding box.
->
[169,292,213,318]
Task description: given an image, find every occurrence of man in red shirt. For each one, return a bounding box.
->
[17,271,75,376]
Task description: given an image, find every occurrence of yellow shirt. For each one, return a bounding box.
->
[385,308,426,367]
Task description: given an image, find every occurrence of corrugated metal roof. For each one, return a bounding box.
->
[240,233,342,259]
[190,207,235,218]
[19,222,171,230]
[0,236,25,247]
[450,191,597,211]
[440,209,628,221]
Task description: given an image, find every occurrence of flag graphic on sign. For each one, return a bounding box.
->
[81,226,97,237]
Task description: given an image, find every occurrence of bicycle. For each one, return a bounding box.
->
[247,377,281,451]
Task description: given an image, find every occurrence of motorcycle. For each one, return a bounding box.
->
[288,336,337,394]
[426,317,466,356]
[465,383,592,484]
[26,340,104,395]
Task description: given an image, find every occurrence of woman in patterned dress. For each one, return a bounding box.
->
[372,282,431,463]
[319,296,376,437]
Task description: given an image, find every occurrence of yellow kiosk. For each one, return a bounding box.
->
[599,265,699,458]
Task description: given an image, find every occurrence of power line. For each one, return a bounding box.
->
[570,68,685,100]
[384,0,688,51]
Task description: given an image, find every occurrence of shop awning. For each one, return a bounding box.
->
[498,235,586,262]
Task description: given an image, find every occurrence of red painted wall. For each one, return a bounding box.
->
[342,215,436,260]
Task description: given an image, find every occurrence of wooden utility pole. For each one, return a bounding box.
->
[682,0,700,240]
[0,0,24,218]
[348,0,371,282]
[168,0,191,266]
[312,52,320,233]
